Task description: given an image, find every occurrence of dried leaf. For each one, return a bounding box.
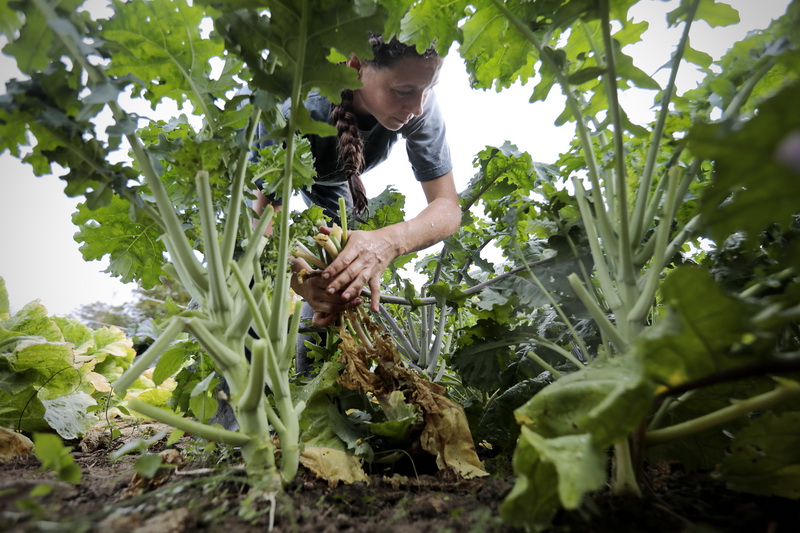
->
[300,446,370,487]
[337,312,488,478]
[0,426,34,462]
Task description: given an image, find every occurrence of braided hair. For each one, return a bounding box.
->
[330,35,438,217]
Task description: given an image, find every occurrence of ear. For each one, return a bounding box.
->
[346,55,363,78]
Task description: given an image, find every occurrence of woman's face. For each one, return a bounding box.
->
[351,55,443,131]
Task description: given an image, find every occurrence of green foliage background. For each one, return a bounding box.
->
[1,0,799,529]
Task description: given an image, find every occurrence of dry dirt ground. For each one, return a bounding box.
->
[1,422,798,532]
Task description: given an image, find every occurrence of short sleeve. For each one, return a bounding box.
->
[401,91,453,182]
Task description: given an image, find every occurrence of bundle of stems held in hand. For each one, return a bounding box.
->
[293,197,349,286]
[292,198,376,349]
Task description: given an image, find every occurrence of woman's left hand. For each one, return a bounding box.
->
[320,225,399,313]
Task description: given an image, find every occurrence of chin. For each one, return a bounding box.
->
[379,117,407,131]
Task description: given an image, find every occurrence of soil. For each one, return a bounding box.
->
[1,423,797,533]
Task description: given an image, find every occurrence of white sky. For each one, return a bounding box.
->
[0,0,789,317]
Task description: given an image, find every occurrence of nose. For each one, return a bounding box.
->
[405,92,426,117]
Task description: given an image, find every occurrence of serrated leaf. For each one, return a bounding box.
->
[102,0,237,117]
[399,0,465,57]
[695,0,741,28]
[213,0,386,118]
[668,0,740,27]
[361,187,406,230]
[460,1,536,90]
[72,196,167,288]
[2,2,53,74]
[1,301,63,342]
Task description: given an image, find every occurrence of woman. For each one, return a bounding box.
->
[254,35,460,330]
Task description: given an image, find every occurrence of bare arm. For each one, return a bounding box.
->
[252,188,279,236]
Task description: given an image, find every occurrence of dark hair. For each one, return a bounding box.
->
[330,35,438,217]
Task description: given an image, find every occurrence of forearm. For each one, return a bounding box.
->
[382,194,461,257]
[252,189,281,236]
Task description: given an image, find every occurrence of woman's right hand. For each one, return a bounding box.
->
[290,257,363,327]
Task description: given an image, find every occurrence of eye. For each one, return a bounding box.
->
[394,89,414,96]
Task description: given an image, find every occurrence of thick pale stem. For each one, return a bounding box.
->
[230,261,269,339]
[379,306,419,362]
[113,318,185,395]
[406,314,421,352]
[197,170,234,318]
[238,204,274,272]
[282,303,303,374]
[573,178,622,311]
[632,0,700,243]
[612,440,641,496]
[527,338,585,370]
[519,253,593,365]
[740,267,796,299]
[568,273,628,351]
[222,107,262,263]
[351,314,375,352]
[128,400,251,446]
[263,337,301,483]
[184,320,240,370]
[646,380,800,445]
[426,304,449,375]
[419,304,431,366]
[338,196,349,245]
[241,339,267,411]
[598,0,635,289]
[269,0,309,344]
[628,166,682,323]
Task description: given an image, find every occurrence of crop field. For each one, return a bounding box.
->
[1,0,799,531]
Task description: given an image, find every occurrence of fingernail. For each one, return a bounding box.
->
[342,292,350,300]
[322,272,330,280]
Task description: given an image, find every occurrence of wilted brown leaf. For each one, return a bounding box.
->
[0,426,34,462]
[336,312,488,479]
[300,446,370,487]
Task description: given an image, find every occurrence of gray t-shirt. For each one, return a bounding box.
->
[257,90,452,219]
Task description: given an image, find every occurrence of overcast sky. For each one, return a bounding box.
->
[0,0,789,317]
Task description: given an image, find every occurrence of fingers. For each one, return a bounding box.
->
[312,228,388,316]
[333,269,370,302]
[290,256,312,272]
[312,311,337,328]
[368,277,381,313]
[322,247,354,285]
[321,229,369,284]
